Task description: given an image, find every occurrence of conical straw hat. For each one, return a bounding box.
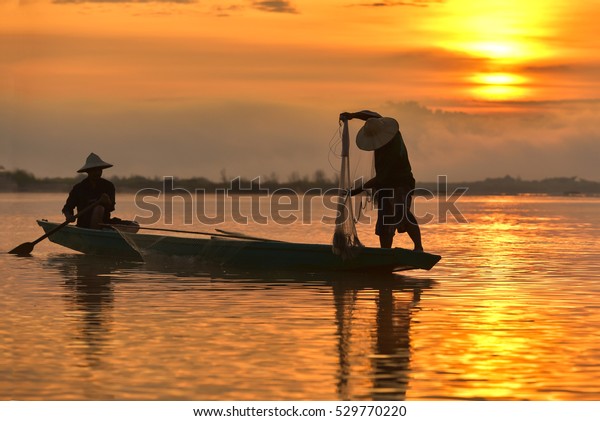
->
[77,153,113,173]
[356,117,399,151]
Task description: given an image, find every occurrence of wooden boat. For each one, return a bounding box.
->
[37,220,142,260]
[37,220,441,272]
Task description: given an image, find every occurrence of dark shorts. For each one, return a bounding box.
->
[375,186,415,237]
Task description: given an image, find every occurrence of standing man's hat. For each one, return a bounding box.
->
[77,153,113,173]
[356,117,399,151]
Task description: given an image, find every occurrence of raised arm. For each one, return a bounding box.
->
[339,110,382,122]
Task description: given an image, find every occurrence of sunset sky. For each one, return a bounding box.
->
[1,0,599,182]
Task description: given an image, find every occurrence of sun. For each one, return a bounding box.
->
[470,72,529,101]
[433,0,556,61]
[431,0,559,102]
[464,41,529,61]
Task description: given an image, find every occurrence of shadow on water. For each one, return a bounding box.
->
[42,254,142,368]
[138,253,435,286]
[139,257,435,400]
[332,277,427,401]
[42,253,434,400]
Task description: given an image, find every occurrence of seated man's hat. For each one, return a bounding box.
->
[77,153,113,173]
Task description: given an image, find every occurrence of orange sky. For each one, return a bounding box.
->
[1,0,599,180]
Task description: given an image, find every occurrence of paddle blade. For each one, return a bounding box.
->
[8,242,34,256]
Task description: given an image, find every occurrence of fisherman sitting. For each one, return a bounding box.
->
[62,153,116,229]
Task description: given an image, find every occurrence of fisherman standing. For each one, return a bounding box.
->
[339,111,423,251]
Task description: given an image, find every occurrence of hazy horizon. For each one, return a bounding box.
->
[2,164,598,185]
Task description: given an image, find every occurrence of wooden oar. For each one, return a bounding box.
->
[109,224,286,243]
[9,200,101,256]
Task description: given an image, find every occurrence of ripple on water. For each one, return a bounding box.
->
[1,195,600,400]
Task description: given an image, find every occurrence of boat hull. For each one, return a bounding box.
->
[37,220,142,260]
[37,220,441,272]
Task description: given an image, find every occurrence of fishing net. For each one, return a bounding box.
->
[332,119,363,259]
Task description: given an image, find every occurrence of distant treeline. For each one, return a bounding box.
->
[420,175,600,196]
[0,168,339,193]
[0,169,599,196]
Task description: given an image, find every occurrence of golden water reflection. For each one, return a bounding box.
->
[55,256,116,368]
[29,253,435,400]
[407,197,600,400]
[334,281,426,400]
[51,256,431,400]
[2,195,599,400]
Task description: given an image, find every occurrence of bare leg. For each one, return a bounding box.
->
[89,205,105,229]
[406,211,423,251]
[379,232,394,248]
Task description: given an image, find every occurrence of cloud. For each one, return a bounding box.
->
[52,0,196,3]
[251,1,298,14]
[352,0,445,8]
[377,101,600,181]
[49,0,299,15]
[212,4,245,17]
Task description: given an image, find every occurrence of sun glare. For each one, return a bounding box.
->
[470,63,533,101]
[472,73,526,86]
[464,41,526,61]
[433,0,558,58]
[429,0,563,103]
[470,72,529,101]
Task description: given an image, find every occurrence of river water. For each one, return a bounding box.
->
[1,193,599,400]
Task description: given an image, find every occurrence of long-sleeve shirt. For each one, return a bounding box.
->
[62,177,115,228]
